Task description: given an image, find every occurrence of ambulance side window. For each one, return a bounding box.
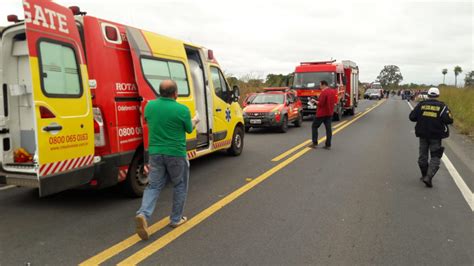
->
[38,41,82,98]
[141,57,190,96]
[210,67,229,103]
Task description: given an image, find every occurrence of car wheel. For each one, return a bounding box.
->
[294,112,303,127]
[227,126,244,156]
[120,152,147,198]
[279,115,288,133]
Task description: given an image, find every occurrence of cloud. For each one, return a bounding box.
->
[1,0,472,85]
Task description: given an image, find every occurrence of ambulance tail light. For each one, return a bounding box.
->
[39,106,56,119]
[93,107,106,147]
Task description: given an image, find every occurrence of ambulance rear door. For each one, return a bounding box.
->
[126,27,197,156]
[20,0,94,196]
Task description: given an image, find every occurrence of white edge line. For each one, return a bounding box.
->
[407,101,474,211]
[0,185,16,191]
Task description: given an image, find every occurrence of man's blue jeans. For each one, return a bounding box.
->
[136,154,189,224]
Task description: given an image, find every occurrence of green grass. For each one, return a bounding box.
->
[439,86,474,137]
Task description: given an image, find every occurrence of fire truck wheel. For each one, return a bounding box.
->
[294,112,303,127]
[333,106,342,121]
[348,107,355,116]
[227,126,244,156]
[121,152,147,197]
[279,115,288,133]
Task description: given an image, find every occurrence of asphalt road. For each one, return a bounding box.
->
[0,98,472,265]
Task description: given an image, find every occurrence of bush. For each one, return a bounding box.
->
[439,86,474,137]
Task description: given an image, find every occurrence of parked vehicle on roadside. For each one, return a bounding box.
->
[0,0,244,197]
[365,89,382,100]
[242,93,257,108]
[415,91,429,102]
[291,60,359,120]
[243,88,302,133]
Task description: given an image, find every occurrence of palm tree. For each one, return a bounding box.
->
[454,66,463,87]
[442,68,448,84]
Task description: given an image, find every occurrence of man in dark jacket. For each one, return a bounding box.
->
[409,87,453,187]
[309,80,337,149]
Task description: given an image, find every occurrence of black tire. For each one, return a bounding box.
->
[333,105,342,121]
[348,107,355,116]
[279,115,288,133]
[120,152,148,198]
[227,126,244,156]
[294,112,303,127]
[244,126,250,133]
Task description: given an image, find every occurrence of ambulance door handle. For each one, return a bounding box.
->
[43,125,63,132]
[215,108,222,112]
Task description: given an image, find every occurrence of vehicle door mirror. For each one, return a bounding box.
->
[232,85,240,102]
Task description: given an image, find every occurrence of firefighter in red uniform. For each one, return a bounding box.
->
[309,80,337,149]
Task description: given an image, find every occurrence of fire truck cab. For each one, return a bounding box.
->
[292,60,359,120]
[0,0,244,197]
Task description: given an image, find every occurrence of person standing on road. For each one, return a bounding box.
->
[135,80,199,240]
[309,80,337,150]
[409,87,453,187]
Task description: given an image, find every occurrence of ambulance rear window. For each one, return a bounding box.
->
[141,57,190,96]
[38,41,82,98]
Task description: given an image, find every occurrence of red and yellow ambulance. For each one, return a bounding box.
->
[0,0,244,196]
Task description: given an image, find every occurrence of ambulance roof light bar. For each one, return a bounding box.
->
[69,6,87,16]
[300,60,336,65]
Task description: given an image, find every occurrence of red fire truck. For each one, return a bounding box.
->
[291,60,359,120]
[0,0,245,197]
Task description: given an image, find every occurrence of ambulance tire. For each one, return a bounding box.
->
[121,152,147,198]
[227,126,244,156]
[294,112,303,127]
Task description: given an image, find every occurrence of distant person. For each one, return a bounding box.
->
[409,87,453,187]
[309,80,337,150]
[135,80,200,240]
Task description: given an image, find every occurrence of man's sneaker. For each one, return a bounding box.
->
[308,143,318,149]
[422,176,433,188]
[170,216,188,228]
[323,146,331,150]
[135,214,149,240]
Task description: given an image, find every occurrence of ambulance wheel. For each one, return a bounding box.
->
[227,126,244,156]
[121,152,147,197]
[279,115,288,133]
[294,112,303,127]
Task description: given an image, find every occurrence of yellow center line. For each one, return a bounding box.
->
[332,120,348,129]
[79,217,170,265]
[272,101,382,162]
[115,99,387,265]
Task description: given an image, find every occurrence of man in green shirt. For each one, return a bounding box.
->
[135,80,199,240]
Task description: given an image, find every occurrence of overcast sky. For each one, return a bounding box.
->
[2,0,473,85]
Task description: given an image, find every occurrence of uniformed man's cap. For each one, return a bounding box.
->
[428,87,440,97]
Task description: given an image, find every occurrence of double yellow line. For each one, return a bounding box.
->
[80,100,385,265]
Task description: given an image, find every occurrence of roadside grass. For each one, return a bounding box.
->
[439,86,474,137]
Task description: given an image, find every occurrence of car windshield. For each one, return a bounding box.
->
[292,72,336,89]
[251,94,285,104]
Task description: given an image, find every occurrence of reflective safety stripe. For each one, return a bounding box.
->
[39,155,94,176]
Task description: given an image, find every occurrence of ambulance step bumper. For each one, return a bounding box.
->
[0,171,38,188]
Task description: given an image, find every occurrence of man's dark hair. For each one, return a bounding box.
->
[320,80,328,86]
[159,80,178,97]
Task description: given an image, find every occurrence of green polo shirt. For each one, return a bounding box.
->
[145,97,193,157]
